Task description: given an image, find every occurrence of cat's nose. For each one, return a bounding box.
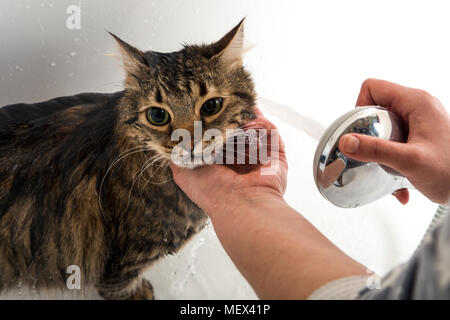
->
[178,123,194,136]
[171,122,203,150]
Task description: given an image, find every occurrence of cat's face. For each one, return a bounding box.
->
[113,20,256,169]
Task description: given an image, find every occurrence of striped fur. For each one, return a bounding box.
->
[0,19,256,299]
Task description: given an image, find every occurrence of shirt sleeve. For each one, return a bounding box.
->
[358,209,450,299]
[308,207,450,300]
[307,276,370,300]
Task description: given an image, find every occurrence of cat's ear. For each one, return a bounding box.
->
[109,32,149,90]
[211,18,245,63]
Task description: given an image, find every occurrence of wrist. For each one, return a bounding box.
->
[206,188,287,224]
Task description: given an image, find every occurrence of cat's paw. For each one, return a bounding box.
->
[129,279,155,300]
[96,277,155,300]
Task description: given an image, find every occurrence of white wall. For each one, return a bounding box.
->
[0,0,444,299]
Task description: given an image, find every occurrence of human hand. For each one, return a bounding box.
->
[170,109,288,218]
[339,79,450,205]
[171,111,368,300]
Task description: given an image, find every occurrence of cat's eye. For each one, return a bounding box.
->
[200,97,224,117]
[146,107,170,126]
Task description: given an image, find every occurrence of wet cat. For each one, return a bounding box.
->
[0,19,256,299]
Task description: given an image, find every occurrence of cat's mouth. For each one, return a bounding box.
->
[170,142,219,170]
[170,128,262,170]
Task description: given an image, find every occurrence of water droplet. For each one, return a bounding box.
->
[15,66,24,72]
[31,278,40,297]
[69,51,77,57]
[74,37,80,42]
[17,279,23,296]
[49,62,56,67]
[158,16,163,22]
[25,5,31,9]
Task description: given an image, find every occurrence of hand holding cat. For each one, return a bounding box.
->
[170,109,288,220]
[170,79,450,301]
[171,109,369,300]
[339,79,450,205]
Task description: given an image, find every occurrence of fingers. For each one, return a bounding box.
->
[247,110,277,131]
[356,78,431,120]
[340,134,416,202]
[246,109,287,163]
[356,78,405,107]
[253,106,263,117]
[339,133,418,174]
[170,163,232,195]
[393,189,410,205]
[317,158,346,189]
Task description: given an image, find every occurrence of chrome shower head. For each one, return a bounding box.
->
[313,106,412,208]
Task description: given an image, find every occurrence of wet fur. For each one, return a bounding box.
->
[0,20,256,299]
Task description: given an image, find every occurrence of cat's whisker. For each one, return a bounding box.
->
[132,152,167,195]
[111,146,151,165]
[98,146,151,213]
[136,157,160,192]
[199,128,264,152]
[150,164,174,185]
[221,141,273,157]
[141,159,168,187]
[103,148,149,184]
[100,146,148,191]
[238,122,266,128]
[205,130,271,163]
[133,152,165,192]
[135,153,162,178]
[238,121,267,129]
[126,155,166,206]
[137,154,166,190]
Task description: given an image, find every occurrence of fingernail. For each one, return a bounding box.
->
[341,135,360,153]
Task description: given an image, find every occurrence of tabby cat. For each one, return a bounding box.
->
[0,19,256,299]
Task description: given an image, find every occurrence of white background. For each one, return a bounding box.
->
[0,0,445,299]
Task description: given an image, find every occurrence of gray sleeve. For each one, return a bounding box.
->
[357,210,450,299]
[307,276,370,300]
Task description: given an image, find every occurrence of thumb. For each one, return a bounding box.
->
[339,134,415,174]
